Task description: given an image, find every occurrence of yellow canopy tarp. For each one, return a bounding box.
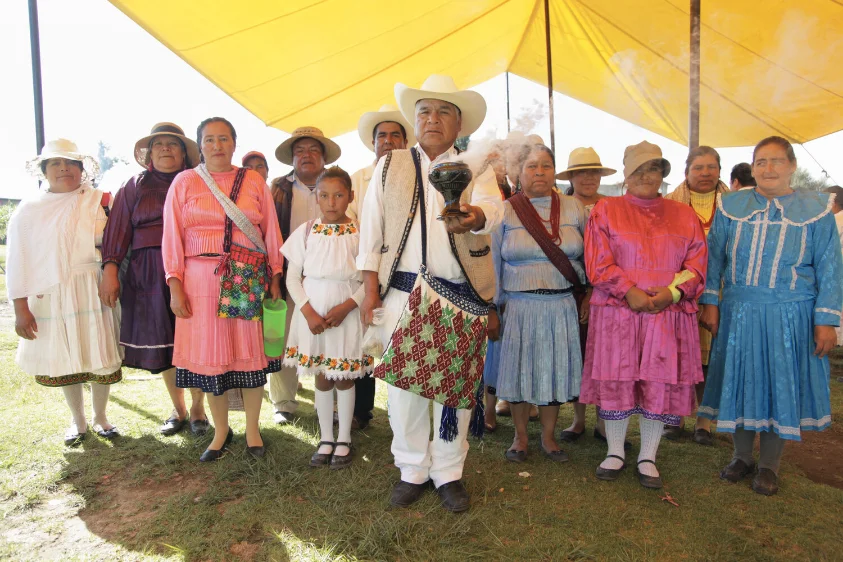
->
[108,0,843,146]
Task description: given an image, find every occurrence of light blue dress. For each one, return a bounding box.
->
[484,195,587,405]
[699,189,843,440]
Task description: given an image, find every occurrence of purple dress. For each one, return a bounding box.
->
[101,170,177,373]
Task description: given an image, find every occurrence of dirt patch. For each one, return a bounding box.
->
[784,419,843,489]
[229,540,260,561]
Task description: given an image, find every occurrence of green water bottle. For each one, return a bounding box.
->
[263,299,288,358]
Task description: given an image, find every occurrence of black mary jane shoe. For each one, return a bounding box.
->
[559,429,584,443]
[160,415,187,436]
[199,428,233,462]
[64,430,87,448]
[595,455,627,481]
[635,459,664,489]
[95,426,120,440]
[720,458,756,483]
[246,433,266,459]
[329,442,354,470]
[593,428,632,451]
[309,441,335,467]
[505,449,527,463]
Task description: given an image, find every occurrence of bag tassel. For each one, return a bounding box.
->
[214,253,231,277]
[439,406,459,442]
[468,382,485,439]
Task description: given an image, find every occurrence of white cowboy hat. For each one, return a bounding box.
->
[395,74,487,137]
[555,147,617,180]
[134,122,201,169]
[275,126,341,166]
[357,104,416,151]
[26,138,100,180]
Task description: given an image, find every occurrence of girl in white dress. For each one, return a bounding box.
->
[281,167,372,469]
[8,140,123,447]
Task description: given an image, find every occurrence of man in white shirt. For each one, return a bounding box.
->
[268,127,341,424]
[357,75,503,513]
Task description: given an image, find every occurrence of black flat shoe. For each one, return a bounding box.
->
[636,459,663,489]
[595,454,626,481]
[505,449,527,463]
[199,428,233,462]
[751,468,779,496]
[329,442,353,470]
[593,428,632,451]
[64,431,86,447]
[160,415,187,436]
[310,441,335,467]
[662,424,684,441]
[559,429,584,443]
[246,433,266,458]
[390,480,430,508]
[692,427,714,446]
[720,458,756,483]
[437,480,470,513]
[540,440,569,463]
[95,426,119,440]
[190,418,210,436]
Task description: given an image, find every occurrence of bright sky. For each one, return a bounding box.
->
[2,0,841,199]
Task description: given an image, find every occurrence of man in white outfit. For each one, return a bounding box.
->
[357,75,503,512]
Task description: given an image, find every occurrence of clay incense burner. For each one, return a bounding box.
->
[428,161,472,220]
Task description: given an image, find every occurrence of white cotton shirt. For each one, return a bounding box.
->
[289,173,321,234]
[356,144,504,282]
[348,162,376,221]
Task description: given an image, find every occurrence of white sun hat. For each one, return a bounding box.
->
[357,104,416,151]
[26,138,100,180]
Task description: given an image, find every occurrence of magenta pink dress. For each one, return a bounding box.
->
[162,167,284,395]
[579,193,707,421]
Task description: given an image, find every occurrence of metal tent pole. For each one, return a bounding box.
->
[689,0,701,149]
[506,71,511,133]
[543,0,555,153]
[28,0,45,154]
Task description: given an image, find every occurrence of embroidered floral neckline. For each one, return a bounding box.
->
[311,222,358,236]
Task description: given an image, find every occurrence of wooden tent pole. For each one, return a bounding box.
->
[543,0,555,153]
[689,0,701,149]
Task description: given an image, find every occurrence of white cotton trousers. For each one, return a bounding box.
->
[379,285,471,488]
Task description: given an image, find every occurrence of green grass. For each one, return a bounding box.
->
[0,325,842,560]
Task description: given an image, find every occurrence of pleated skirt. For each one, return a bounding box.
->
[493,291,582,405]
[699,296,831,441]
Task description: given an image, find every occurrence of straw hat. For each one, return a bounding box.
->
[555,147,616,180]
[622,141,671,180]
[275,126,341,165]
[26,138,100,180]
[395,74,487,137]
[134,122,200,169]
[357,104,416,150]
[241,151,268,167]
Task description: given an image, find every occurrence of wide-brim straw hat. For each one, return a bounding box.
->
[26,138,100,180]
[275,126,341,165]
[395,74,487,137]
[357,104,416,151]
[134,122,200,169]
[623,141,671,180]
[555,147,617,180]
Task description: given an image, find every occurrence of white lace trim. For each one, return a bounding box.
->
[731,221,742,284]
[716,190,834,227]
[816,307,842,317]
[791,227,807,291]
[717,415,832,436]
[752,218,769,286]
[282,357,372,380]
[120,342,175,349]
[703,288,719,297]
[745,219,761,286]
[768,223,787,289]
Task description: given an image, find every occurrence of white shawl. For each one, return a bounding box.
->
[6,183,102,300]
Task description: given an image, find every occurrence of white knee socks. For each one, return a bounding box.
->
[314,389,335,455]
[335,387,356,456]
[91,383,112,429]
[599,417,630,470]
[638,417,664,477]
[62,384,87,433]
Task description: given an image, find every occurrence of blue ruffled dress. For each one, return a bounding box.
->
[699,189,843,440]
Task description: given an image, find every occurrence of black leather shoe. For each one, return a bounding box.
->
[636,460,663,489]
[437,480,470,513]
[559,429,584,443]
[310,441,334,467]
[329,442,353,470]
[64,430,86,447]
[595,455,626,481]
[505,449,527,463]
[720,458,756,483]
[541,446,569,463]
[199,428,233,462]
[190,418,210,436]
[693,428,714,446]
[95,426,119,440]
[751,468,779,496]
[160,415,186,436]
[662,424,684,441]
[593,428,632,451]
[390,480,430,508]
[246,433,265,458]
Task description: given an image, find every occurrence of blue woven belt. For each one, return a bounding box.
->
[390,270,476,302]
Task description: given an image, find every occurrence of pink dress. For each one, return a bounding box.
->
[162,167,284,394]
[579,193,707,420]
